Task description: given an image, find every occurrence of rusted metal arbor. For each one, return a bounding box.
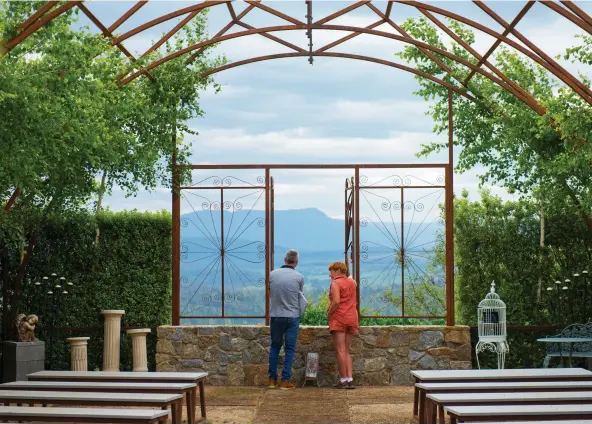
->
[4,0,592,327]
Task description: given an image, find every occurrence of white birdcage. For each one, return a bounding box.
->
[476,281,509,369]
[478,281,507,342]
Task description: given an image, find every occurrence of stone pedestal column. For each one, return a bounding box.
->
[67,337,90,371]
[127,328,151,372]
[101,310,125,372]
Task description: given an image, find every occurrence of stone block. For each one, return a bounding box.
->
[391,331,410,347]
[219,333,232,351]
[156,340,174,356]
[230,337,249,352]
[243,341,268,364]
[376,329,390,348]
[171,328,182,342]
[390,364,413,385]
[182,359,204,368]
[197,334,220,349]
[427,347,454,357]
[198,326,219,335]
[362,357,387,372]
[450,360,472,370]
[227,363,245,386]
[445,330,471,345]
[3,341,45,383]
[418,331,444,350]
[451,343,472,361]
[408,350,424,362]
[417,354,438,370]
[244,364,268,385]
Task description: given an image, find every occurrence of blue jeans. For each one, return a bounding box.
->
[268,317,300,381]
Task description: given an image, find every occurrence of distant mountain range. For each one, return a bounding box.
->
[178,208,443,319]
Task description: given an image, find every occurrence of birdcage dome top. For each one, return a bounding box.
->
[478,282,506,309]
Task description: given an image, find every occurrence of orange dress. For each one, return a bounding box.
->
[328,275,359,334]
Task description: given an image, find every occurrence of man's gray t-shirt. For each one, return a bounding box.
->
[269,265,304,318]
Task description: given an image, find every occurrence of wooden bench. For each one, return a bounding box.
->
[445,404,592,423]
[411,368,592,424]
[416,380,592,424]
[427,391,592,424]
[0,391,183,424]
[462,422,591,424]
[0,406,169,423]
[27,371,208,424]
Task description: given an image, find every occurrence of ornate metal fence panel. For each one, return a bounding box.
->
[355,170,447,319]
[179,174,269,323]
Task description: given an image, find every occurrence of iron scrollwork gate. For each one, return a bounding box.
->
[177,174,273,324]
[345,166,449,321]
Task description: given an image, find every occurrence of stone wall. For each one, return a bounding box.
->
[156,325,471,386]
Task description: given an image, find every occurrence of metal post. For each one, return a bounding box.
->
[220,188,225,318]
[172,139,181,326]
[265,168,271,326]
[354,167,361,323]
[400,188,405,317]
[445,88,456,326]
[345,179,348,268]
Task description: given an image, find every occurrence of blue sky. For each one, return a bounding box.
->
[84,0,592,219]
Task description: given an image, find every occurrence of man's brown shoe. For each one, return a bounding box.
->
[279,380,295,390]
[268,378,277,389]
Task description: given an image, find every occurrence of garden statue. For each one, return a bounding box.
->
[15,314,39,342]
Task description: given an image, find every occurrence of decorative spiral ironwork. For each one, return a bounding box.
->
[437,217,445,225]
[391,201,402,211]
[254,278,266,287]
[181,218,190,227]
[181,276,188,285]
[234,201,243,210]
[436,175,444,184]
[236,293,245,303]
[360,277,371,287]
[360,217,369,227]
[201,201,221,211]
[214,292,222,302]
[360,175,369,185]
[256,218,265,227]
[381,201,391,211]
[404,201,424,212]
[257,176,265,184]
[223,201,232,210]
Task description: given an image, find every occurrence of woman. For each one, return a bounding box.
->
[326,261,358,389]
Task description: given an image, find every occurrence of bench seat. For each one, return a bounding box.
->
[0,406,169,423]
[445,404,592,424]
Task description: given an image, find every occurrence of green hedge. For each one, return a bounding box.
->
[3,210,171,372]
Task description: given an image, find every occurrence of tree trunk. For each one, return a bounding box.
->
[1,244,10,339]
[95,171,107,245]
[537,204,545,302]
[3,188,21,212]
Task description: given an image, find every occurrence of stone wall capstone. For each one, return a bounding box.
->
[156,325,471,386]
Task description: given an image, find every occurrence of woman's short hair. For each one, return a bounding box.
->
[328,261,348,275]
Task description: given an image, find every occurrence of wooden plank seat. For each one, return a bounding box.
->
[0,406,169,423]
[411,368,592,421]
[461,422,592,424]
[415,380,592,424]
[427,392,592,424]
[445,404,592,424]
[0,391,183,424]
[27,371,207,424]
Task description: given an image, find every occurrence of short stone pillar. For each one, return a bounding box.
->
[67,337,90,371]
[101,310,125,372]
[127,328,151,372]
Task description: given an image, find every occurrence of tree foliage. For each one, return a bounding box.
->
[396,18,592,231]
[0,1,225,327]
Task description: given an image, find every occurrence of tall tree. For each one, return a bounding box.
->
[395,18,592,231]
[0,1,225,329]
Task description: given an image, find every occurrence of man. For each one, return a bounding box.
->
[268,249,304,390]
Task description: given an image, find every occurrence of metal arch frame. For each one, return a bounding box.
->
[4,0,592,111]
[3,1,591,327]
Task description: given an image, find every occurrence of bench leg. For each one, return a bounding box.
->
[438,405,445,424]
[171,401,180,424]
[418,390,426,424]
[185,389,194,424]
[198,380,206,421]
[413,385,419,416]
